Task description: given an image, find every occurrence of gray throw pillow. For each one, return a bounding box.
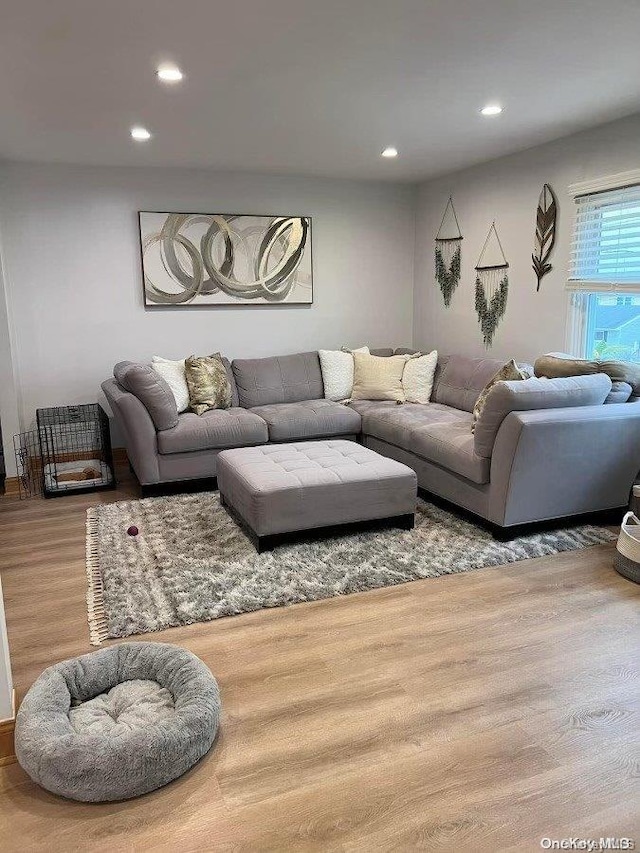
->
[113,362,178,431]
[605,381,633,404]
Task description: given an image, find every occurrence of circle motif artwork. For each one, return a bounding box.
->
[140,213,313,306]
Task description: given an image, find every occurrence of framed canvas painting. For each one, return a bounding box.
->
[139,212,313,307]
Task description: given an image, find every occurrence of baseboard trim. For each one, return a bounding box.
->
[0,689,17,766]
[112,447,127,463]
[3,478,20,497]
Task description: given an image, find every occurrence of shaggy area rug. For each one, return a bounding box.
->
[85,493,615,644]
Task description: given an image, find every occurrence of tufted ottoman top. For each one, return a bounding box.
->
[217,439,417,538]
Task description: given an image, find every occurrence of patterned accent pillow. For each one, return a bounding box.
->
[471,358,528,432]
[184,353,233,415]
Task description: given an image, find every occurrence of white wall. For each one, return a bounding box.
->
[0,232,21,478]
[0,162,416,457]
[0,576,14,721]
[414,113,640,364]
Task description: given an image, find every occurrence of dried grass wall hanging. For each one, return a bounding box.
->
[475,222,509,348]
[435,197,463,306]
[532,183,558,291]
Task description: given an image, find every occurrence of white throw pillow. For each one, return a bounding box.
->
[402,350,438,404]
[151,356,190,413]
[318,346,369,401]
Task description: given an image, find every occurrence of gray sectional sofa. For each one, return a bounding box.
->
[102,348,640,531]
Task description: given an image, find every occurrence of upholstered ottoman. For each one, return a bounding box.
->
[217,440,417,551]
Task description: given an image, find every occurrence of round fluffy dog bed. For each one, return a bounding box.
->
[15,642,220,802]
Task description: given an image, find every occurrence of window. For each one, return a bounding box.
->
[567,172,640,362]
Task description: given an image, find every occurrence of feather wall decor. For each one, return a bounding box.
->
[475,222,509,348]
[532,183,558,291]
[435,197,463,306]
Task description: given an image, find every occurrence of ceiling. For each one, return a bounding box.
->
[2,0,640,182]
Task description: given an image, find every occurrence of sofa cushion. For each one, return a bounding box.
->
[232,352,324,408]
[473,373,613,458]
[403,350,438,404]
[605,381,633,404]
[534,352,600,379]
[472,359,528,431]
[433,355,507,413]
[369,348,394,357]
[114,362,178,431]
[250,400,361,442]
[351,352,413,402]
[184,354,233,415]
[361,402,490,484]
[157,408,268,455]
[151,356,191,413]
[318,347,369,401]
[535,352,640,395]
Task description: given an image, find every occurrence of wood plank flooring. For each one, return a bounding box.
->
[0,465,639,852]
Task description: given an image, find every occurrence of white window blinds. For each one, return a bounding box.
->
[568,182,640,291]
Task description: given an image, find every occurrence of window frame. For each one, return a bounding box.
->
[565,169,640,360]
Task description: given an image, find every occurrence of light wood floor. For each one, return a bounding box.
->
[1,466,639,852]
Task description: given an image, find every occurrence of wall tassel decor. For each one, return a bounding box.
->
[474,222,509,348]
[532,183,558,291]
[435,197,463,306]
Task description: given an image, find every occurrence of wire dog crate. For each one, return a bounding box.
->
[13,404,115,498]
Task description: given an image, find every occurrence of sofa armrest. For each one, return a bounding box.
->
[101,379,160,485]
[488,403,640,526]
[474,374,612,458]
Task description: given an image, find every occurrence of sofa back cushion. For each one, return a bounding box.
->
[113,361,179,431]
[473,373,613,458]
[369,347,394,357]
[220,356,240,407]
[535,352,640,396]
[433,355,507,412]
[232,351,324,408]
[605,381,632,404]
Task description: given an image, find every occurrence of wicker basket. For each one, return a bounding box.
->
[614,511,640,584]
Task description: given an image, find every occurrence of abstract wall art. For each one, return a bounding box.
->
[434,197,463,306]
[139,212,313,307]
[475,222,509,348]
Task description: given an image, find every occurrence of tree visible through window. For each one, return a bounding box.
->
[586,294,640,361]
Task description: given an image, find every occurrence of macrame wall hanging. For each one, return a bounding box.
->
[435,197,463,306]
[474,222,509,348]
[532,183,558,291]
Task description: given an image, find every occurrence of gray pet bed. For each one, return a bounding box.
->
[15,642,220,802]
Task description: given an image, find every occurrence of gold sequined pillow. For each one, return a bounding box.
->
[184,354,233,415]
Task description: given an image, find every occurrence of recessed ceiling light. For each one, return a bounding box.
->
[157,65,183,83]
[480,104,503,116]
[131,126,152,141]
[381,147,398,158]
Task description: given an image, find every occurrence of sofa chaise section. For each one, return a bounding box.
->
[357,354,640,529]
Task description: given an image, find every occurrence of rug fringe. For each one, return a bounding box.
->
[86,507,108,646]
